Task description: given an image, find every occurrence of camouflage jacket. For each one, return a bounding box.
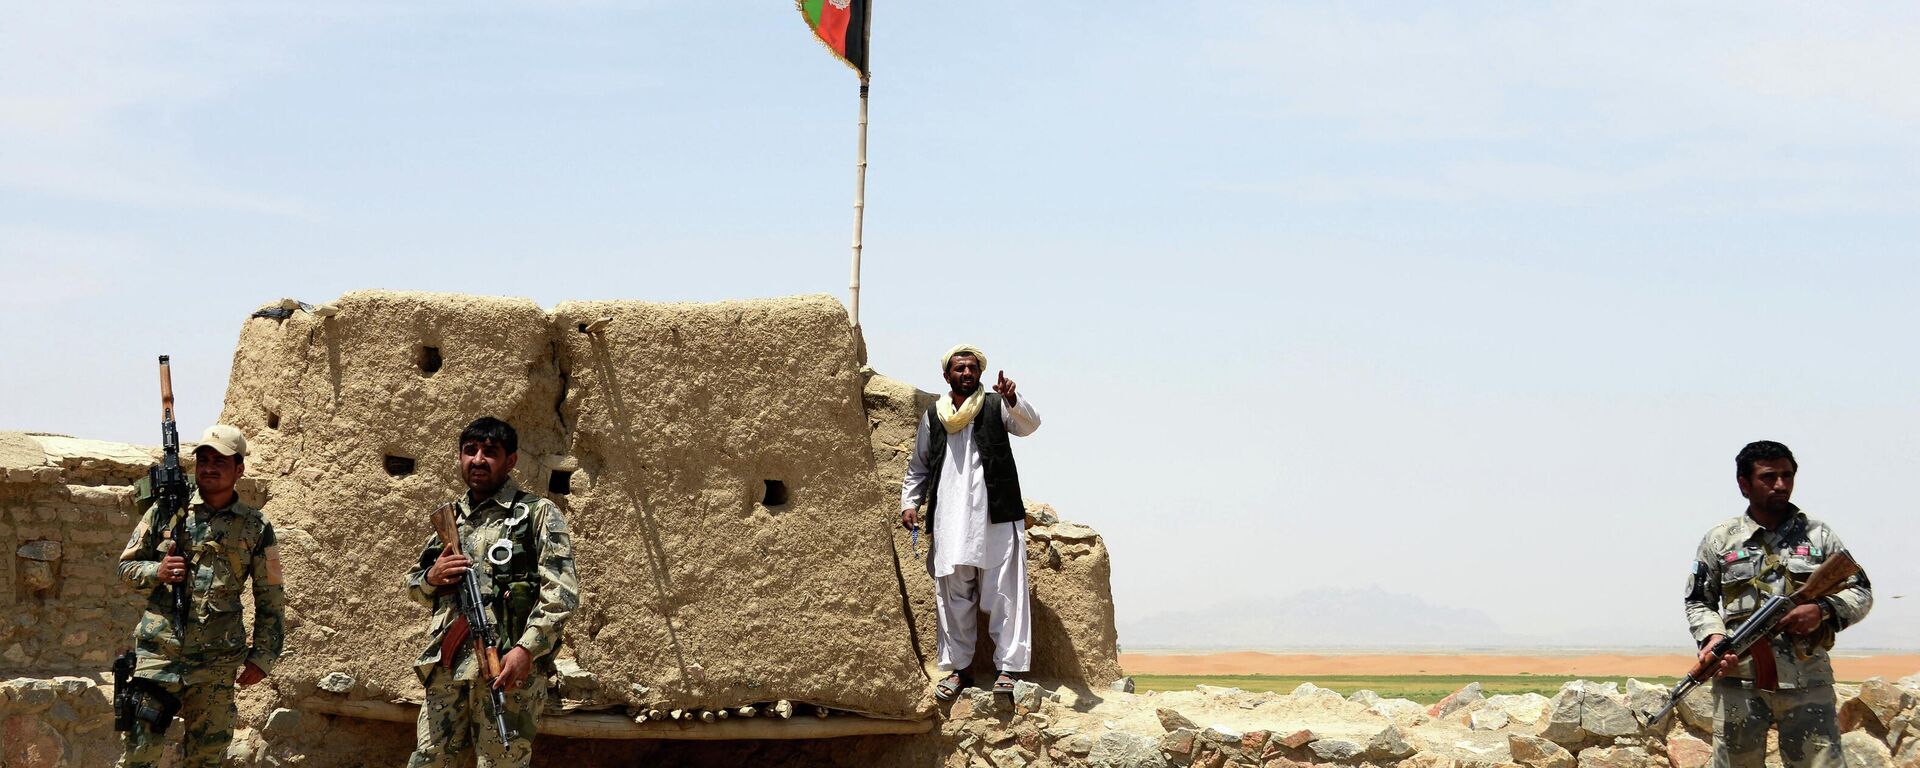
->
[404,481,579,681]
[1683,507,1873,689]
[118,489,286,683]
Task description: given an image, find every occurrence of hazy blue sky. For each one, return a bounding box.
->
[3,2,1915,649]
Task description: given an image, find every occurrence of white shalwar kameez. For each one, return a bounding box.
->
[902,396,1042,673]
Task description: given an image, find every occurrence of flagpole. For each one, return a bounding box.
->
[849,76,870,362]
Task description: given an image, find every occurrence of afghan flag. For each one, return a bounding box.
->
[797,0,871,78]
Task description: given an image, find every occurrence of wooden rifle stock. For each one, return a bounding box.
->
[1790,550,1860,605]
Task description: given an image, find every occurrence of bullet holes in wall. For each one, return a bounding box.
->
[384,455,416,477]
[549,470,573,496]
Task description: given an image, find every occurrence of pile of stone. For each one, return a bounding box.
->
[925,673,1920,768]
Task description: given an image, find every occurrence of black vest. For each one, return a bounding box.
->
[923,393,1025,529]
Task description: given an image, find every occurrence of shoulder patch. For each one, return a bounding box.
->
[262,545,284,586]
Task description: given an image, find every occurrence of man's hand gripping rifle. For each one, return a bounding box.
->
[1637,550,1862,728]
[430,502,513,746]
[152,356,193,644]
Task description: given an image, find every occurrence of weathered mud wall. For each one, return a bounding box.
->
[217,290,932,719]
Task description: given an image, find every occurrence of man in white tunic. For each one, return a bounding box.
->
[901,344,1042,700]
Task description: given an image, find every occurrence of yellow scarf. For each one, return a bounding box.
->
[937,388,986,432]
[936,343,989,432]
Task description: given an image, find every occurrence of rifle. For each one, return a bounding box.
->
[1638,550,1862,728]
[430,502,513,745]
[151,356,193,644]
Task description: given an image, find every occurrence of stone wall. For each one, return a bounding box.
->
[0,433,163,677]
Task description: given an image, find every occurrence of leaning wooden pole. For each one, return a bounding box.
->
[849,76,870,360]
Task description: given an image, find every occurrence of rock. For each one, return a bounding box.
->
[1575,745,1663,768]
[1241,729,1272,755]
[1111,677,1136,693]
[1666,733,1711,768]
[554,657,599,700]
[1843,731,1895,768]
[990,746,1031,768]
[19,561,55,593]
[15,540,62,561]
[1290,682,1348,708]
[1013,680,1045,713]
[1623,680,1669,727]
[1088,731,1166,768]
[1845,679,1916,734]
[1309,738,1366,762]
[1403,753,1461,768]
[1543,680,1639,746]
[226,728,263,766]
[1159,727,1197,756]
[1278,729,1318,749]
[1051,686,1084,711]
[1195,684,1245,696]
[966,688,997,718]
[1675,685,1716,733]
[1369,698,1434,727]
[317,672,354,694]
[1368,726,1417,759]
[1472,708,1512,731]
[1510,734,1576,768]
[1157,708,1198,732]
[1350,689,1383,706]
[1064,734,1095,755]
[5,680,56,713]
[1893,722,1920,768]
[949,696,976,720]
[1486,693,1553,725]
[1,715,66,768]
[1431,682,1486,719]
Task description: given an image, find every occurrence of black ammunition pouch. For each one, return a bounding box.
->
[112,651,181,735]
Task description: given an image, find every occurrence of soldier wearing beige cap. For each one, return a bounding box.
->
[117,424,286,768]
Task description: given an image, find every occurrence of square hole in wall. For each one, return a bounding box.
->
[549,470,573,496]
[384,455,416,477]
[761,479,788,507]
[418,346,443,375]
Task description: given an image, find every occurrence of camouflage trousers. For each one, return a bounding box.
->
[117,674,236,768]
[1712,680,1845,768]
[407,665,546,768]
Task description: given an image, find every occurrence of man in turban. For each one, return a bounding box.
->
[901,344,1043,700]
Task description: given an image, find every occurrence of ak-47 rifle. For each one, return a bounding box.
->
[151,356,193,644]
[430,502,512,745]
[1638,550,1863,728]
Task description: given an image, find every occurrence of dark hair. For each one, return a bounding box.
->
[1735,440,1796,479]
[460,417,518,455]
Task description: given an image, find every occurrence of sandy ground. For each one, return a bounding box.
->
[1121,651,1920,680]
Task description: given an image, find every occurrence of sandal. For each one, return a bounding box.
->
[934,671,969,702]
[993,670,1017,695]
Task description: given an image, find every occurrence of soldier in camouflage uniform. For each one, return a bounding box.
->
[1685,440,1872,768]
[117,424,285,768]
[404,416,579,767]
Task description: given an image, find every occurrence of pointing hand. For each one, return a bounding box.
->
[993,371,1018,406]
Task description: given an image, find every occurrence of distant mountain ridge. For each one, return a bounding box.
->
[1118,584,1519,650]
[1119,584,1920,652]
